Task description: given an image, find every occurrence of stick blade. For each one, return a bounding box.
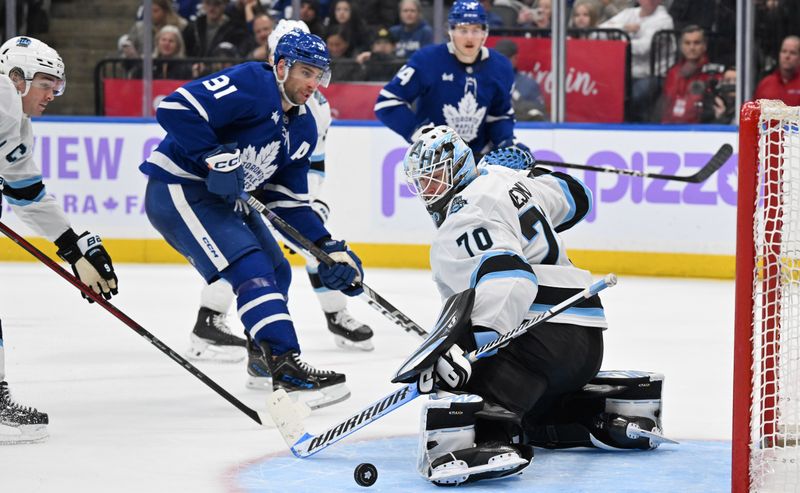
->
[686,143,733,183]
[267,389,311,447]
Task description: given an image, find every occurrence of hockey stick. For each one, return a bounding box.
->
[0,221,268,426]
[537,143,733,183]
[268,274,617,458]
[243,193,429,338]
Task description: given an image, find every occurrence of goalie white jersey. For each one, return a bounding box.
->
[430,164,607,334]
[0,76,70,241]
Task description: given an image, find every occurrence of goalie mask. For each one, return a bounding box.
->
[403,126,478,227]
[0,36,65,97]
[273,29,331,106]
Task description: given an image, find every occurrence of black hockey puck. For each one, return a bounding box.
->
[354,462,378,487]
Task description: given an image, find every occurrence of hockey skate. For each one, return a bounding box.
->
[259,342,350,410]
[428,442,532,486]
[325,310,374,351]
[245,337,272,390]
[0,381,48,445]
[185,307,247,363]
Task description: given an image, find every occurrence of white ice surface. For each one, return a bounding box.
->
[0,262,733,492]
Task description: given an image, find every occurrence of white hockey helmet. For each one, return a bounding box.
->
[267,19,310,65]
[403,125,478,227]
[0,36,65,96]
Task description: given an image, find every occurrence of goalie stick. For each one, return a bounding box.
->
[537,143,733,183]
[243,193,429,338]
[0,221,268,426]
[268,274,618,458]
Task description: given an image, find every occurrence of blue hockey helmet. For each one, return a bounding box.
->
[403,125,478,227]
[273,29,331,87]
[448,1,488,29]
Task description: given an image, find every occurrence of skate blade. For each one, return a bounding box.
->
[246,375,273,390]
[429,453,529,485]
[186,335,246,363]
[334,335,375,352]
[0,423,49,445]
[627,424,679,445]
[288,383,351,410]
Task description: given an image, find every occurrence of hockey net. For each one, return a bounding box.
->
[733,100,800,493]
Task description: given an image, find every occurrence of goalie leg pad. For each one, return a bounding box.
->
[526,370,669,450]
[417,393,484,478]
[419,394,533,485]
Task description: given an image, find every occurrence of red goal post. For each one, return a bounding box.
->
[733,100,800,492]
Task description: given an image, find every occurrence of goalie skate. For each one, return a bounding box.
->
[428,442,531,486]
[0,382,49,445]
[626,420,679,446]
[186,307,246,363]
[325,310,374,351]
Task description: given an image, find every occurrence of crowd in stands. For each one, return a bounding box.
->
[104,0,800,124]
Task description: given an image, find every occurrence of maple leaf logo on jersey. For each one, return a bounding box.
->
[442,92,486,144]
[241,141,281,190]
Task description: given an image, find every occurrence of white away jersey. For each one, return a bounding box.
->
[0,76,71,241]
[430,164,606,334]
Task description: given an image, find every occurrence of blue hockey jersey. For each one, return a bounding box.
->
[374,43,515,155]
[140,61,328,242]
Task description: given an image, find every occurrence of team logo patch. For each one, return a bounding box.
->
[449,195,467,214]
[16,37,32,47]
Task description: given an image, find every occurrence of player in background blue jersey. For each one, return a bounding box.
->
[375,1,525,156]
[140,30,362,409]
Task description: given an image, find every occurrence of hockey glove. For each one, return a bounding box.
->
[435,344,472,390]
[55,229,118,303]
[316,239,364,296]
[205,144,244,204]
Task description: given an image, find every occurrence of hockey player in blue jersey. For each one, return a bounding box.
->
[185,20,374,373]
[375,1,521,156]
[140,30,362,409]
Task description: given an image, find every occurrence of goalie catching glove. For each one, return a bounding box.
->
[55,229,118,303]
[316,238,364,296]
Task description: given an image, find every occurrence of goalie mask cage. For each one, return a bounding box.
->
[734,100,800,493]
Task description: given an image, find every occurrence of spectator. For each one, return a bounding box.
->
[326,26,362,81]
[754,35,800,106]
[183,0,248,57]
[356,28,405,81]
[494,38,547,121]
[244,12,274,60]
[389,0,434,58]
[351,0,399,31]
[569,0,600,34]
[132,25,194,80]
[658,25,722,123]
[599,0,673,122]
[299,0,326,38]
[126,0,188,57]
[700,65,737,124]
[326,0,371,54]
[518,0,552,29]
